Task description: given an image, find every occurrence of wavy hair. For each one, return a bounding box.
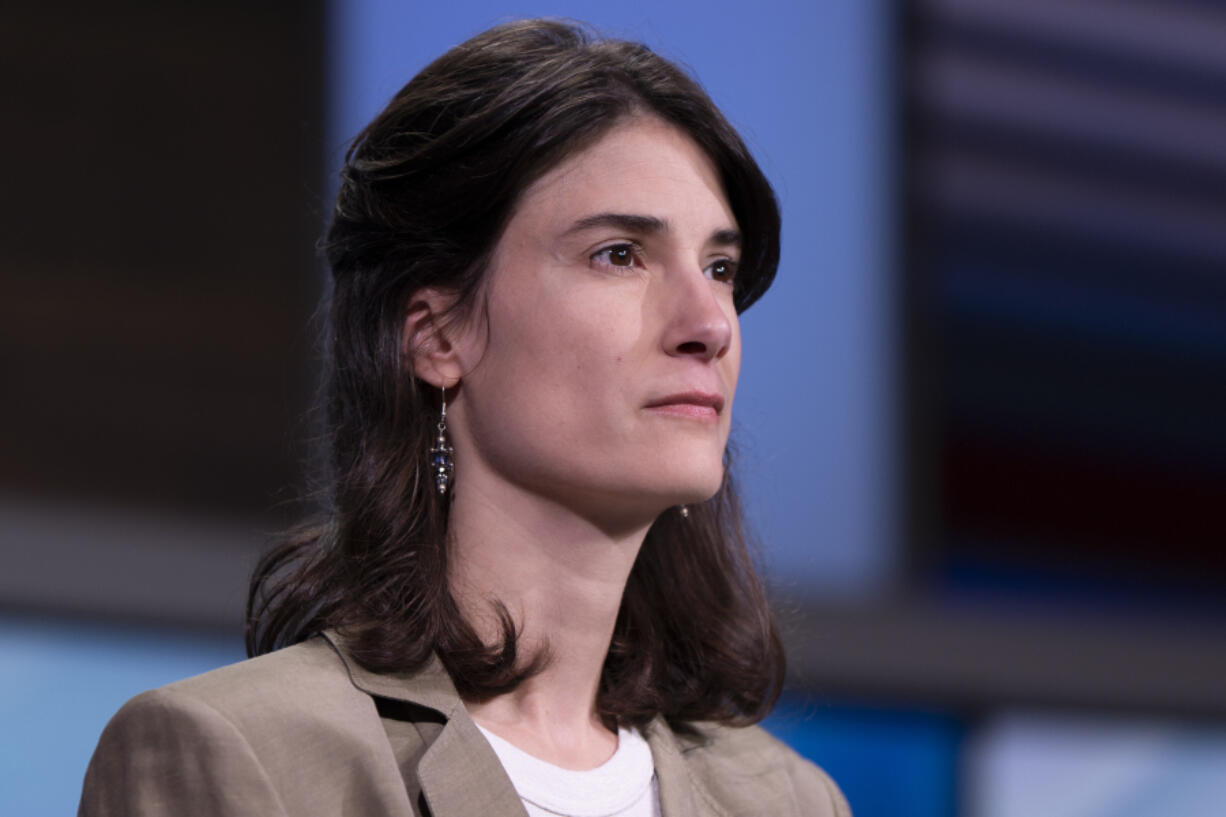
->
[247,18,784,729]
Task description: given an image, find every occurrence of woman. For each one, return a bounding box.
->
[80,19,849,817]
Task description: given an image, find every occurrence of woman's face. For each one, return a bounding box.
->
[448,116,742,523]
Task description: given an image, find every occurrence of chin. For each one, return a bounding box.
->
[663,465,726,506]
[603,445,726,512]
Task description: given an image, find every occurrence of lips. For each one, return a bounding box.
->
[643,390,725,418]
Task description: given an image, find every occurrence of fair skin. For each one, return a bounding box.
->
[406,115,742,769]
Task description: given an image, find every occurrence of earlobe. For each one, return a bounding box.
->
[403,288,465,388]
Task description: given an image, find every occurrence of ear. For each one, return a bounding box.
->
[403,288,466,388]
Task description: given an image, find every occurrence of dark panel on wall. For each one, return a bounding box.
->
[1,2,324,519]
[903,0,1226,604]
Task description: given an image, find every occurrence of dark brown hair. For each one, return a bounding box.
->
[247,18,785,729]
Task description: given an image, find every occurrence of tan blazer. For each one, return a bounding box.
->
[80,632,850,816]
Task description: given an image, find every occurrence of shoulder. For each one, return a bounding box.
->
[139,635,362,721]
[80,636,412,817]
[103,636,374,752]
[673,721,851,817]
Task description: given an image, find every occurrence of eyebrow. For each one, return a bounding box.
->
[562,212,741,248]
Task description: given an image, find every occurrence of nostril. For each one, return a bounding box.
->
[676,341,707,355]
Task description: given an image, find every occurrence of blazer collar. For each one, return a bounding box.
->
[322,629,463,717]
[322,630,728,817]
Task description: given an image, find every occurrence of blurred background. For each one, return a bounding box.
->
[3,1,1225,815]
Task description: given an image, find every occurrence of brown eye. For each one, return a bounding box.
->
[592,243,641,269]
[607,245,634,266]
[706,259,737,283]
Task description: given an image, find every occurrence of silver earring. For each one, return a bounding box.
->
[429,385,455,496]
[678,505,690,519]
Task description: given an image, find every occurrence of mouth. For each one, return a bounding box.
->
[643,391,725,420]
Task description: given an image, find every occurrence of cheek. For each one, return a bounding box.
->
[466,258,649,437]
[494,281,636,375]
[471,293,613,425]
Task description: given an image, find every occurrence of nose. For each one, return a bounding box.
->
[660,268,734,363]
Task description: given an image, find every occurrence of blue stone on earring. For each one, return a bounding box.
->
[429,386,455,495]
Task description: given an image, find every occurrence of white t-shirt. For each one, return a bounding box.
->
[475,724,661,817]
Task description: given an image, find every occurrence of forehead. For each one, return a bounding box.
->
[509,116,735,232]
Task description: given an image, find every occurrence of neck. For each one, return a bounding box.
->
[447,469,654,769]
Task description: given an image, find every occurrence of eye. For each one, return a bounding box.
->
[705,258,738,284]
[590,242,642,270]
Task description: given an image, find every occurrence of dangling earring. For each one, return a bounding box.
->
[678,505,690,519]
[429,385,455,496]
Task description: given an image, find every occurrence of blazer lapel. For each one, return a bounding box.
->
[322,631,526,817]
[417,712,528,817]
[645,717,732,817]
